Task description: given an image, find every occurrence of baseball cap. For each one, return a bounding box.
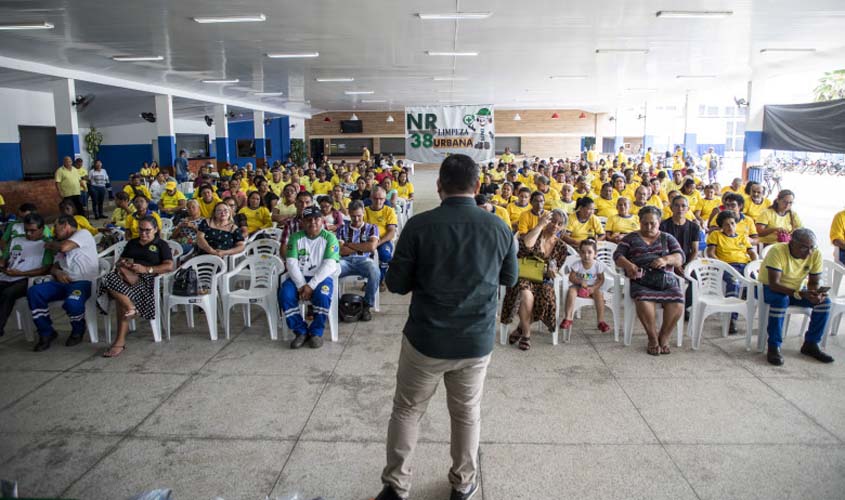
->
[166,181,177,190]
[301,206,322,218]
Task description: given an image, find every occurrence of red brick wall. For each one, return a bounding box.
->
[0,180,63,217]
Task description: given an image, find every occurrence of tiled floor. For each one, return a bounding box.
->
[1,166,844,499]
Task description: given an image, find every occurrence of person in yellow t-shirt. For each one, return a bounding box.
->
[708,194,758,243]
[267,168,286,196]
[706,209,758,333]
[559,184,576,215]
[721,177,744,195]
[55,157,82,200]
[664,191,696,221]
[159,182,187,215]
[756,190,802,245]
[394,171,414,200]
[679,179,701,214]
[648,178,668,208]
[508,188,532,231]
[830,209,845,264]
[616,146,627,167]
[123,174,153,201]
[364,187,398,283]
[563,197,605,246]
[606,197,639,243]
[124,196,162,240]
[591,169,609,194]
[695,185,721,227]
[586,145,598,164]
[475,194,511,227]
[492,182,516,208]
[500,147,515,165]
[644,147,653,166]
[59,200,97,236]
[594,184,617,218]
[743,181,772,221]
[517,191,545,235]
[238,191,272,235]
[196,185,223,218]
[759,229,833,365]
[311,170,334,195]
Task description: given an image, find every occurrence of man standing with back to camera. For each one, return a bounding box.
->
[372,154,518,500]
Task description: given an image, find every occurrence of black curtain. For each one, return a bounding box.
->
[762,99,845,153]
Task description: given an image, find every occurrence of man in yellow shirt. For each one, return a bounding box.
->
[500,147,515,165]
[517,192,545,234]
[759,229,833,366]
[159,181,188,216]
[361,146,371,162]
[364,187,397,284]
[475,194,511,227]
[721,177,744,195]
[586,144,598,164]
[311,170,334,195]
[830,208,845,264]
[616,146,627,167]
[55,156,83,215]
[196,184,222,218]
[123,174,153,201]
[267,167,286,196]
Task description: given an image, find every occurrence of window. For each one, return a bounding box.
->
[19,126,57,180]
[707,106,719,116]
[175,134,209,158]
[698,105,706,115]
[380,137,405,155]
[237,139,255,158]
[724,106,735,116]
[328,138,373,157]
[495,137,521,154]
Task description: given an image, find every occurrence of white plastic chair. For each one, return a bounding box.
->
[820,259,845,347]
[559,254,621,343]
[227,238,282,326]
[278,269,341,342]
[621,270,685,347]
[162,239,184,266]
[220,254,284,339]
[684,258,756,350]
[248,227,283,242]
[160,218,174,239]
[744,260,812,352]
[179,182,195,198]
[339,252,381,312]
[163,255,226,341]
[98,241,128,269]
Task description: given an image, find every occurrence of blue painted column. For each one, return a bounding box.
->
[278,116,291,159]
[643,135,655,149]
[683,133,698,157]
[52,79,81,160]
[742,80,763,181]
[154,94,176,171]
[214,104,230,166]
[613,136,624,151]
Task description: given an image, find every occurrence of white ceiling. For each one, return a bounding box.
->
[0,0,844,115]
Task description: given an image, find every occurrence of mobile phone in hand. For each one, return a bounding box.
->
[815,286,831,294]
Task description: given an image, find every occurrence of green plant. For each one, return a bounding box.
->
[84,127,104,161]
[813,69,845,102]
[290,138,306,165]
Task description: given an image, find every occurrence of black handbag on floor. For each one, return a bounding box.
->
[171,267,198,296]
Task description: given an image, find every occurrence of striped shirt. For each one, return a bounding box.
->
[336,221,379,258]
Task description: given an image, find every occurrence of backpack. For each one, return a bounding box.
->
[709,155,718,170]
[171,267,198,296]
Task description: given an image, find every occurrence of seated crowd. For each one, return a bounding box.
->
[0,146,842,368]
[0,152,414,357]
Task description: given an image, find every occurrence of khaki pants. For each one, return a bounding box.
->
[382,337,491,497]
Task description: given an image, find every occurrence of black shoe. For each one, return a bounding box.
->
[290,334,307,349]
[728,319,738,335]
[33,331,58,352]
[307,334,324,349]
[800,342,835,363]
[65,334,84,347]
[767,346,784,366]
[450,482,478,500]
[374,485,402,500]
[684,311,690,322]
[360,305,373,322]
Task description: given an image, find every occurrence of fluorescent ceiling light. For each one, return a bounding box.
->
[525,89,553,93]
[433,76,468,81]
[596,48,649,54]
[316,77,354,82]
[760,48,817,54]
[676,75,716,79]
[0,22,54,30]
[626,88,658,92]
[361,99,386,103]
[549,75,588,80]
[112,55,164,62]
[656,10,733,19]
[345,90,374,95]
[266,52,319,59]
[426,51,478,57]
[202,78,239,84]
[253,92,284,96]
[193,14,266,24]
[417,12,492,20]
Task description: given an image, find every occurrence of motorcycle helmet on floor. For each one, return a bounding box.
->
[339,293,365,322]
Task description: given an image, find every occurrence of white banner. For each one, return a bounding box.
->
[404,105,495,163]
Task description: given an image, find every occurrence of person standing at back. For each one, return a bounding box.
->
[174,149,190,183]
[373,154,518,500]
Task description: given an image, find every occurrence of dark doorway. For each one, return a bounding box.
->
[310,138,325,164]
[19,125,57,180]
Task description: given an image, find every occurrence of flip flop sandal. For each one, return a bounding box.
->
[660,345,671,355]
[518,336,531,351]
[647,344,660,356]
[103,345,126,358]
[508,328,523,345]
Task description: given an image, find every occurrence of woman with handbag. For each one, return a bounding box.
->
[614,206,686,355]
[756,189,801,246]
[99,216,174,358]
[500,209,570,351]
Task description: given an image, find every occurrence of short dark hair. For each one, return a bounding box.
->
[55,214,78,228]
[529,191,545,203]
[348,200,365,212]
[716,210,738,227]
[638,205,662,220]
[296,190,314,201]
[115,191,130,202]
[474,194,490,206]
[439,154,479,195]
[138,215,158,232]
[317,195,332,205]
[575,196,594,210]
[22,213,44,228]
[724,192,745,209]
[19,203,37,213]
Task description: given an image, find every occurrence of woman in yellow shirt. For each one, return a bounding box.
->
[563,197,605,246]
[492,182,516,208]
[394,171,414,200]
[743,181,772,221]
[679,179,701,214]
[830,209,845,264]
[508,187,532,232]
[59,200,98,236]
[756,189,802,245]
[593,183,617,218]
[606,197,640,243]
[695,184,721,227]
[196,185,222,219]
[237,191,272,235]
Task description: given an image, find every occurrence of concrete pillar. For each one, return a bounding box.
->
[682,91,698,157]
[52,79,80,160]
[742,79,764,180]
[214,104,230,167]
[154,94,176,171]
[642,100,655,151]
[253,111,266,168]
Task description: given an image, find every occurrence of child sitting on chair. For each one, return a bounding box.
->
[705,210,758,334]
[560,239,610,333]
